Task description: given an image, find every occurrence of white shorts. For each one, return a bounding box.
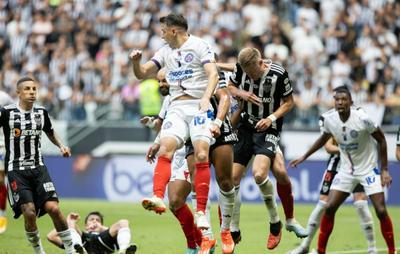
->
[160,99,214,148]
[331,169,383,196]
[0,154,4,172]
[170,147,190,183]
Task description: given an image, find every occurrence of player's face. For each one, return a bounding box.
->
[334,92,351,113]
[160,24,174,45]
[158,77,169,96]
[17,81,37,103]
[85,215,103,233]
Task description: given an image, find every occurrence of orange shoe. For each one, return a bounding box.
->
[141,196,166,214]
[267,221,282,250]
[198,237,216,254]
[221,229,235,254]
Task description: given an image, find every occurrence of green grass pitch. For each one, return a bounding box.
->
[0,199,398,254]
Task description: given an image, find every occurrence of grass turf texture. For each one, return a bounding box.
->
[0,199,398,254]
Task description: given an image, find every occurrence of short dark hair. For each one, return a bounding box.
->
[159,13,188,30]
[333,85,352,100]
[85,211,104,224]
[16,76,35,87]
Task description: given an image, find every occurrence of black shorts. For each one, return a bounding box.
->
[233,123,279,166]
[6,165,59,219]
[185,130,238,158]
[83,229,119,254]
[320,156,365,195]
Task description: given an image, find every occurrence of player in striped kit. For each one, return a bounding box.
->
[0,90,14,234]
[290,86,395,254]
[0,77,84,254]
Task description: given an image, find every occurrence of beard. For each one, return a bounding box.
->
[159,86,169,96]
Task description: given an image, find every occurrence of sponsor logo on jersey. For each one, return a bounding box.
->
[43,182,55,192]
[13,129,41,137]
[262,97,272,103]
[168,69,194,82]
[350,130,358,138]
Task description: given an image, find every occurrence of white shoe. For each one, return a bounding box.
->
[142,196,167,214]
[309,249,319,254]
[195,211,210,230]
[286,219,308,238]
[287,245,309,254]
[367,247,378,254]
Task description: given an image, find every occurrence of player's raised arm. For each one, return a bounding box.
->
[289,132,332,168]
[129,50,159,80]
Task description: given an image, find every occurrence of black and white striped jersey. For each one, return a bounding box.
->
[229,61,293,132]
[0,104,53,172]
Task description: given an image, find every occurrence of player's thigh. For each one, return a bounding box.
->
[233,127,253,168]
[325,189,349,214]
[356,169,383,196]
[232,163,247,186]
[270,151,290,184]
[33,166,59,214]
[161,111,189,148]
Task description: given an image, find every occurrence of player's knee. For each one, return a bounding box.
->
[374,206,388,220]
[168,195,185,212]
[217,178,233,192]
[253,172,267,185]
[117,219,129,228]
[194,151,208,163]
[23,208,37,222]
[46,205,61,217]
[324,204,337,216]
[273,170,290,184]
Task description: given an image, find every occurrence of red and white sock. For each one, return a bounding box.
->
[153,156,171,198]
[317,213,335,254]
[277,182,294,220]
[194,162,210,213]
[379,214,395,254]
[173,204,197,249]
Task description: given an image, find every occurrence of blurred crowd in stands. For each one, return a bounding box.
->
[0,0,399,128]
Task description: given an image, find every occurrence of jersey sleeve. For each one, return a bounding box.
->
[0,107,5,128]
[357,108,377,134]
[278,70,293,97]
[319,115,331,134]
[42,109,54,133]
[229,63,243,87]
[217,71,227,89]
[198,41,215,65]
[151,46,166,70]
[158,96,170,120]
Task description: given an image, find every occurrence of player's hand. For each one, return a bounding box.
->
[199,97,211,112]
[146,144,160,163]
[129,49,142,62]
[381,170,392,187]
[60,146,71,157]
[67,212,80,223]
[289,156,306,168]
[255,118,272,132]
[140,116,155,128]
[240,90,262,106]
[209,123,221,138]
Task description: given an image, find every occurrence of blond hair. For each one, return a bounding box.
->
[238,47,261,68]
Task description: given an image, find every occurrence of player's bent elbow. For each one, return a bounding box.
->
[117,219,129,228]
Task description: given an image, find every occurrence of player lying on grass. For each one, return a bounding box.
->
[47,211,137,254]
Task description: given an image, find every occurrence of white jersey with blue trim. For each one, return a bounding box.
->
[151,35,215,101]
[319,107,378,175]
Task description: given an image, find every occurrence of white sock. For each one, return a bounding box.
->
[202,196,214,239]
[58,229,74,254]
[230,185,241,232]
[0,209,5,217]
[191,192,197,212]
[70,228,82,246]
[117,227,131,251]
[26,230,45,254]
[354,200,376,251]
[258,177,280,223]
[218,187,235,230]
[301,200,326,248]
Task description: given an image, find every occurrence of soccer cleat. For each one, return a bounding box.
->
[267,221,282,250]
[195,211,210,230]
[123,244,137,254]
[220,229,235,254]
[287,245,309,254]
[73,244,87,254]
[286,220,308,238]
[309,249,320,254]
[198,237,216,254]
[142,196,167,214]
[367,247,378,254]
[230,231,241,244]
[0,216,7,234]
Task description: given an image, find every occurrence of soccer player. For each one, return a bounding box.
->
[396,126,400,161]
[0,90,13,234]
[288,137,377,254]
[226,48,306,250]
[290,86,396,254]
[47,211,137,254]
[129,13,219,231]
[0,77,83,254]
